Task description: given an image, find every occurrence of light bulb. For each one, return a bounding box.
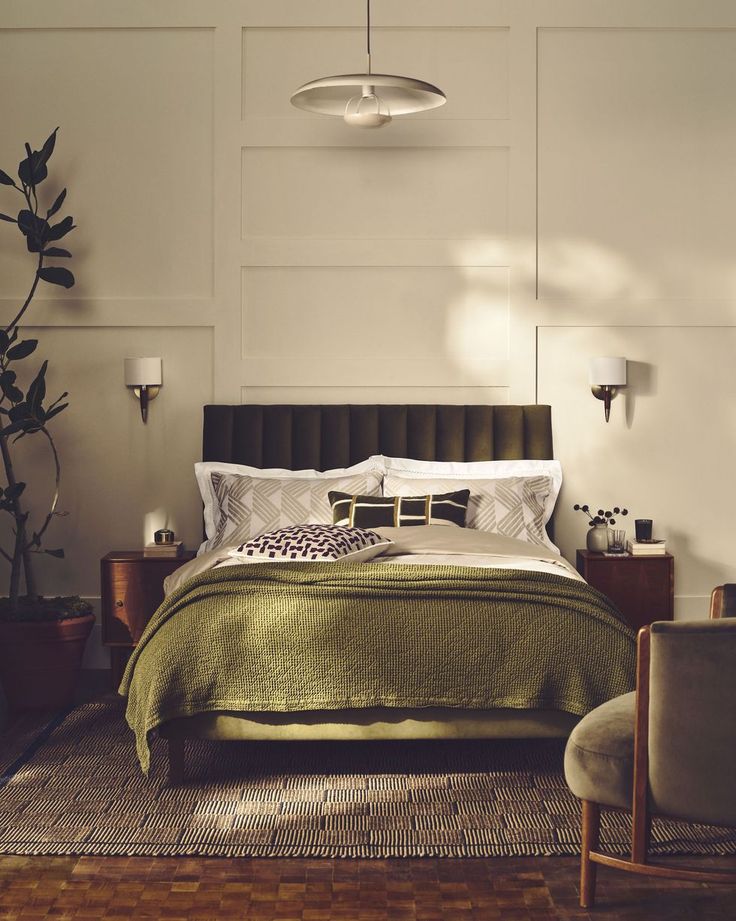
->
[344,91,392,128]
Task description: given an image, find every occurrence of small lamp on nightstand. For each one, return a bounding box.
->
[589,356,627,422]
[124,357,162,424]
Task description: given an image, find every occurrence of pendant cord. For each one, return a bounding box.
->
[366,0,371,74]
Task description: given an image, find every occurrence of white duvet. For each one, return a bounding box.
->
[163,525,581,596]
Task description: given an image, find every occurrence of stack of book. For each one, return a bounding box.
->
[143,540,184,559]
[626,539,666,555]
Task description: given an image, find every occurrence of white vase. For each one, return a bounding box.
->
[586,524,610,552]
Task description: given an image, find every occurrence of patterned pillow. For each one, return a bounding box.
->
[329,490,470,529]
[229,524,391,563]
[384,474,552,548]
[202,471,382,554]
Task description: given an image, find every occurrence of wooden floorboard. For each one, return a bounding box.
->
[0,674,734,919]
[0,853,735,920]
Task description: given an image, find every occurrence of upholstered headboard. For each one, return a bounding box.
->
[203,404,553,469]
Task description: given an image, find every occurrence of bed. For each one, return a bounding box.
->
[119,404,636,781]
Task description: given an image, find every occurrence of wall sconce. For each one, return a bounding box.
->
[124,357,162,423]
[589,356,627,423]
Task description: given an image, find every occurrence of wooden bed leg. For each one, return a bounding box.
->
[580,800,600,909]
[167,737,185,786]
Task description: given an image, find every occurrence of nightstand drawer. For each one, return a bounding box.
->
[576,550,674,631]
[101,552,194,646]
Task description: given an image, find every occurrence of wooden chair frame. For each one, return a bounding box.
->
[579,623,736,908]
[709,583,736,619]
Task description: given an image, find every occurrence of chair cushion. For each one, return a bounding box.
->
[564,692,635,810]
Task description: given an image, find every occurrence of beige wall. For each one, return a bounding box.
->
[2,1,735,662]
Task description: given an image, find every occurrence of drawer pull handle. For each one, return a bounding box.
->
[116,600,124,607]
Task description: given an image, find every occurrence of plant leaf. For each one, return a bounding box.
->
[45,215,75,242]
[18,149,48,187]
[46,187,66,219]
[0,370,23,403]
[41,247,71,258]
[39,128,58,167]
[0,331,9,356]
[0,213,16,223]
[44,548,65,559]
[17,209,48,251]
[38,266,75,288]
[1,421,23,437]
[8,402,29,421]
[0,169,14,186]
[6,339,38,361]
[44,403,68,421]
[27,361,47,415]
[4,482,25,500]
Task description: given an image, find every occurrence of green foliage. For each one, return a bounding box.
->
[0,129,77,617]
[0,594,91,623]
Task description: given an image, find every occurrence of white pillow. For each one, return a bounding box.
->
[384,472,559,552]
[375,456,561,541]
[196,457,384,546]
[227,524,392,563]
[198,469,383,555]
[374,454,561,488]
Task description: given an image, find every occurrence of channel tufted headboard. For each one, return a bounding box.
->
[203,404,553,469]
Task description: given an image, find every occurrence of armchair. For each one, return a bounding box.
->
[564,616,736,907]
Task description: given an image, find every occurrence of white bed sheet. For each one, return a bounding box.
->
[164,525,581,595]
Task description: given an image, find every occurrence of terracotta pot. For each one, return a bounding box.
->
[0,613,94,711]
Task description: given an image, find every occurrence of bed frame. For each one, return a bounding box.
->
[160,404,577,783]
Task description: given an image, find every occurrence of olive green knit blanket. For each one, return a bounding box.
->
[120,563,636,772]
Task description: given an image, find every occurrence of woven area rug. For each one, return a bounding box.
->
[1,700,734,858]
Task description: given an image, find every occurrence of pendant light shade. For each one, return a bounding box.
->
[290,0,446,127]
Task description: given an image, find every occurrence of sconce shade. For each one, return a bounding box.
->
[124,357,162,387]
[589,356,627,387]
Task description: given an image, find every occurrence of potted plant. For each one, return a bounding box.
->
[0,129,93,713]
[573,503,628,553]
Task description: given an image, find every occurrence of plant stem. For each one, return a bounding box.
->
[5,252,42,333]
[24,427,60,559]
[0,434,24,611]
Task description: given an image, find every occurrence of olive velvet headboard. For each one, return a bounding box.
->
[202,404,553,469]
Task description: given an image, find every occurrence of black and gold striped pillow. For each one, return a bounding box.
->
[328,489,470,529]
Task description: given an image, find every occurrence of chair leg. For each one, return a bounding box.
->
[167,737,185,786]
[580,800,601,909]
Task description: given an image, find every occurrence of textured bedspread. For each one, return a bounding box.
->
[120,563,635,772]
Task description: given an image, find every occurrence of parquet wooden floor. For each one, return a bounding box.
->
[0,853,735,920]
[1,675,734,920]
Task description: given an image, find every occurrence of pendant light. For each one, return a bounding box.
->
[290,0,446,128]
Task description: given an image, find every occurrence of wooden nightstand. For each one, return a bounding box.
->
[576,550,674,631]
[101,551,196,687]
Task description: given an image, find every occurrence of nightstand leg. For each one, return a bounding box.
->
[110,648,132,690]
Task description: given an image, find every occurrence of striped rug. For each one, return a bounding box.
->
[0,700,734,858]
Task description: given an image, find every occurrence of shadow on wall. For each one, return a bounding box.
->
[667,528,729,620]
[624,360,656,428]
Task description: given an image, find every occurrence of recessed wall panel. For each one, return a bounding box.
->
[243,27,508,120]
[1,325,213,596]
[242,266,509,361]
[242,147,507,239]
[538,28,736,301]
[0,28,214,300]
